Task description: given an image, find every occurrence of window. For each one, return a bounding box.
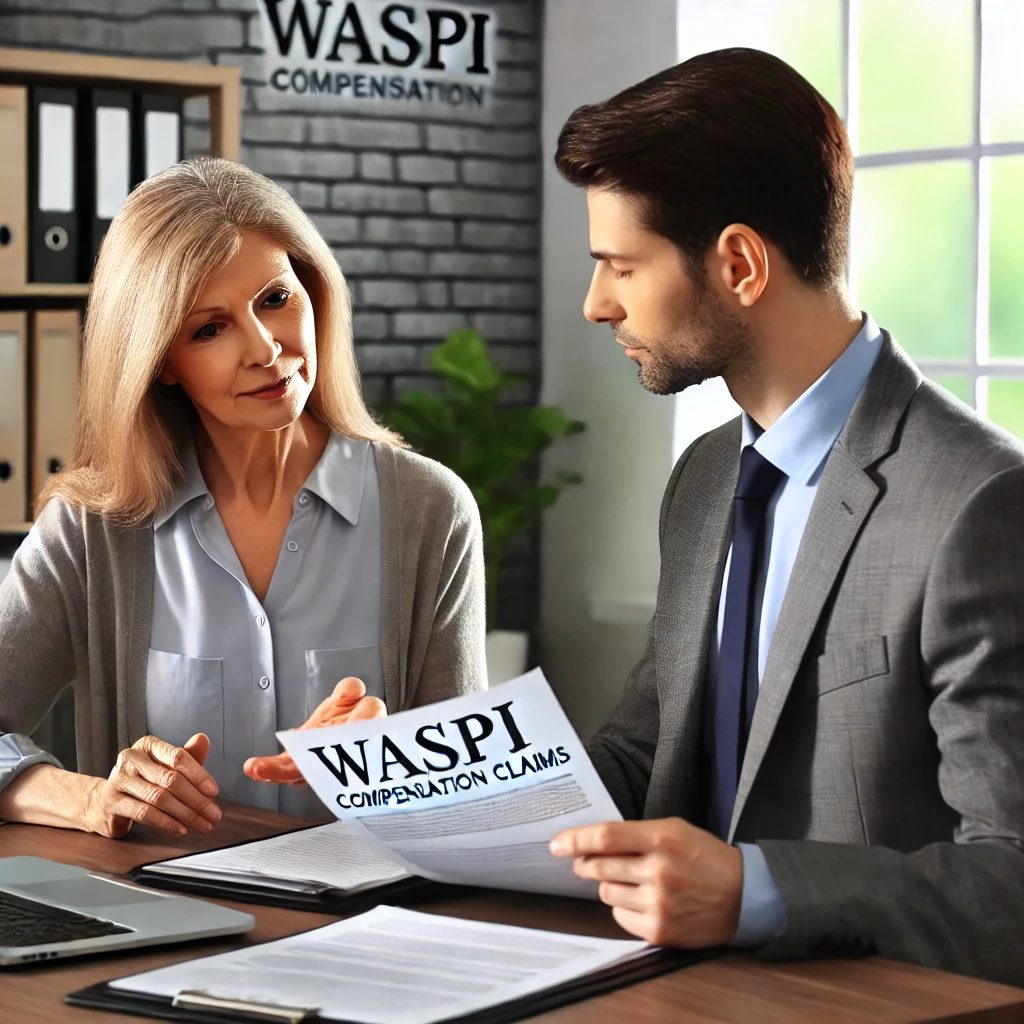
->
[675,0,1024,445]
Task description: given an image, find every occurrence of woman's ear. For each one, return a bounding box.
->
[156,363,178,386]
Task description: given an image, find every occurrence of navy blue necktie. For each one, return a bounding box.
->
[705,445,786,839]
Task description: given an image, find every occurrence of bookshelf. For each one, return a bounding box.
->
[0,48,242,534]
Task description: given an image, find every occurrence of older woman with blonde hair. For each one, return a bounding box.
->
[0,158,485,835]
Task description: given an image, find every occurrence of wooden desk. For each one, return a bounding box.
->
[2,803,1023,1024]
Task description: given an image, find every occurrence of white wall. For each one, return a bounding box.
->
[537,0,681,739]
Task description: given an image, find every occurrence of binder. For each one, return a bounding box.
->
[135,91,182,182]
[0,86,28,290]
[31,309,81,510]
[28,86,79,283]
[131,825,436,916]
[0,312,28,526]
[81,88,134,275]
[66,944,710,1024]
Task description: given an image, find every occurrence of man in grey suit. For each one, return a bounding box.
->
[547,48,1024,986]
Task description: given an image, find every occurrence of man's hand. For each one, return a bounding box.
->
[243,677,387,785]
[85,732,221,839]
[549,817,743,947]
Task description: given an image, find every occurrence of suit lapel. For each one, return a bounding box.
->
[728,335,922,838]
[657,419,739,816]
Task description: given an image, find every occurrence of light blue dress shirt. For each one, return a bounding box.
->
[710,314,884,947]
[148,433,383,821]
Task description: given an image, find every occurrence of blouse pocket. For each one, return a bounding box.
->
[304,644,383,718]
[145,649,224,752]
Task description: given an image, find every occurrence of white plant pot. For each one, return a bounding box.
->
[485,630,530,685]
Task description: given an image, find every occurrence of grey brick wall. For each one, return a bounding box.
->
[0,0,544,632]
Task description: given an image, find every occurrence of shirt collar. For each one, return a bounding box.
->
[742,312,884,485]
[154,433,370,530]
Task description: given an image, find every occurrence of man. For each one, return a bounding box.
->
[547,48,1024,986]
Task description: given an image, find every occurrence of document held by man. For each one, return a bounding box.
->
[275,669,623,899]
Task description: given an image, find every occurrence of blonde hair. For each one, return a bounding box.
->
[40,157,402,526]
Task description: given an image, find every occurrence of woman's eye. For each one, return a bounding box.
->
[264,289,289,308]
[193,322,220,340]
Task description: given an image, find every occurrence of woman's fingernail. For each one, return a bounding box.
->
[200,780,218,797]
[204,803,222,822]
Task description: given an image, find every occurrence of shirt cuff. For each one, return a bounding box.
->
[0,732,63,797]
[729,842,787,948]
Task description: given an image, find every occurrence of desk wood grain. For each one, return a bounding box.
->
[2,803,1022,1024]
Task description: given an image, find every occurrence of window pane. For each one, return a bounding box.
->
[981,0,1024,143]
[989,156,1024,359]
[857,0,974,154]
[676,0,844,115]
[986,379,1024,440]
[930,374,974,405]
[853,161,974,359]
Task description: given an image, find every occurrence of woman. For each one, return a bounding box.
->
[0,158,485,835]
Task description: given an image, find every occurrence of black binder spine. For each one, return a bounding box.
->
[80,88,135,277]
[133,91,183,184]
[28,86,80,283]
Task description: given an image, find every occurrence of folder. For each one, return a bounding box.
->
[0,312,28,526]
[29,86,79,283]
[0,86,28,290]
[31,309,81,511]
[81,88,134,275]
[66,906,710,1024]
[134,92,182,182]
[131,821,435,915]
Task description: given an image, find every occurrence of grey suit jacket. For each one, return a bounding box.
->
[588,335,1024,986]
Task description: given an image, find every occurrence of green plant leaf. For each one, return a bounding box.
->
[430,329,502,397]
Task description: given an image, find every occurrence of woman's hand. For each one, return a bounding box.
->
[243,677,386,785]
[83,732,222,838]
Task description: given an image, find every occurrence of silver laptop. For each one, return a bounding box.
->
[0,855,254,966]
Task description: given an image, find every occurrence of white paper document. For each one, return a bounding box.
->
[109,905,653,1024]
[276,669,623,899]
[144,821,410,894]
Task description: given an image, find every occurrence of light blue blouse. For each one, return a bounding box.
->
[148,434,383,820]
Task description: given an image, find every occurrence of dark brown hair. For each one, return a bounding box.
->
[555,48,853,287]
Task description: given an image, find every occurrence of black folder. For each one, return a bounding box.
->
[134,91,183,182]
[65,946,715,1023]
[130,825,438,916]
[28,86,79,283]
[80,88,135,275]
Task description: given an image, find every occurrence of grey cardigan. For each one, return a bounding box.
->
[0,443,487,778]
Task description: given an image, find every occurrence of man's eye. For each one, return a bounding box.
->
[194,323,220,340]
[264,290,289,308]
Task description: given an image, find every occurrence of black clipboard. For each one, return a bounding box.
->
[64,946,717,1023]
[130,825,440,916]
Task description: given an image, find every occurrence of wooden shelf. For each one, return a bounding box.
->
[0,522,32,534]
[1,283,90,298]
[0,46,241,160]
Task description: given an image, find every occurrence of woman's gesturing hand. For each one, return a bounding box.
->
[84,733,222,838]
[243,676,386,785]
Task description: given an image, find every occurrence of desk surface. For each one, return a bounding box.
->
[2,803,1023,1024]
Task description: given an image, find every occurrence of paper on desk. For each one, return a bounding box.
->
[144,821,410,894]
[109,905,653,1024]
[276,669,623,899]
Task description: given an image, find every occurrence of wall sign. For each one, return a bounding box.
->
[259,0,497,109]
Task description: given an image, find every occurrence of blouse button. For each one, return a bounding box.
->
[258,675,270,690]
[256,614,266,628]
[286,541,299,552]
[298,493,309,506]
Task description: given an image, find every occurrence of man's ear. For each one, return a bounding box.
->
[714,223,768,308]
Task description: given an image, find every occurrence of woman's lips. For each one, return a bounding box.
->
[242,374,292,400]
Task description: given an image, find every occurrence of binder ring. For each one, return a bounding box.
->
[0,225,11,246]
[45,226,69,252]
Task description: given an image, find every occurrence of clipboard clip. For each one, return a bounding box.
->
[173,989,318,1022]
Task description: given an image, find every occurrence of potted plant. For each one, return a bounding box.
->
[382,329,584,683]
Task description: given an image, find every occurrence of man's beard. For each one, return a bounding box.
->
[612,281,750,396]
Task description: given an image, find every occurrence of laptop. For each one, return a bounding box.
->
[0,856,254,966]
